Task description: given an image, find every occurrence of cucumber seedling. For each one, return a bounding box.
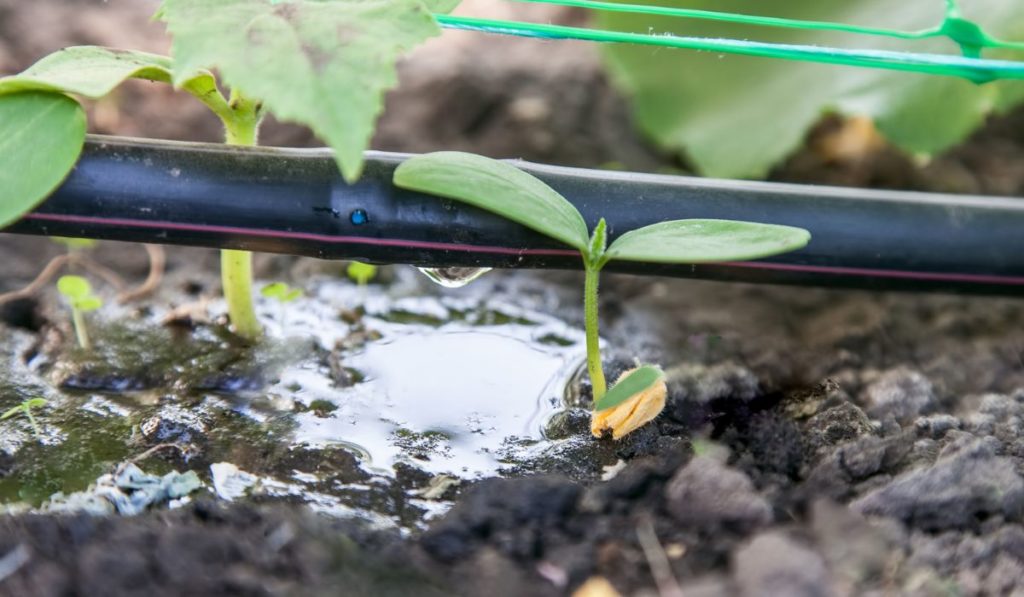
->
[261,281,302,332]
[1,398,48,440]
[261,282,303,304]
[0,0,458,339]
[57,275,103,350]
[395,152,811,439]
[347,261,379,287]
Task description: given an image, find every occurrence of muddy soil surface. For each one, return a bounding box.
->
[3,2,1024,596]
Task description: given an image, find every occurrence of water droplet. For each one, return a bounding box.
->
[417,267,491,289]
[350,209,368,225]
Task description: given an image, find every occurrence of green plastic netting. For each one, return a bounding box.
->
[435,0,1024,83]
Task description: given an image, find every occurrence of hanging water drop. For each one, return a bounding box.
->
[417,266,492,288]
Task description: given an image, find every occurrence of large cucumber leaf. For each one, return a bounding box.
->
[160,0,443,182]
[0,46,226,111]
[600,0,1024,179]
[0,47,228,228]
[0,93,86,227]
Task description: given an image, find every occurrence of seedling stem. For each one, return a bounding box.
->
[219,89,263,340]
[584,262,607,400]
[57,275,102,350]
[72,307,90,350]
[1,398,47,439]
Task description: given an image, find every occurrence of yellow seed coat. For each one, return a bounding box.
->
[590,367,667,439]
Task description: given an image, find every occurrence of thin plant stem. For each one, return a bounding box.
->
[71,307,90,350]
[221,249,261,339]
[584,263,607,401]
[24,407,41,438]
[219,89,263,339]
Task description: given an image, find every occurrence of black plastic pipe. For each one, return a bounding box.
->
[4,135,1024,295]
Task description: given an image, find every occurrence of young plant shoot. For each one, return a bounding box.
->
[0,0,456,339]
[394,152,811,439]
[261,282,303,304]
[261,281,302,332]
[57,275,103,350]
[347,261,379,287]
[1,398,48,439]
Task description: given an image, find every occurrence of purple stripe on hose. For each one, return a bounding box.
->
[24,212,1024,286]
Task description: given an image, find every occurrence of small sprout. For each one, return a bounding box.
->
[395,152,810,439]
[1,397,48,439]
[261,282,303,303]
[346,261,378,286]
[261,282,302,333]
[591,366,667,439]
[57,275,103,350]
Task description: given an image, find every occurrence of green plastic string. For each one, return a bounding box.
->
[508,0,941,41]
[436,16,1024,83]
[506,0,1024,52]
[435,0,1024,83]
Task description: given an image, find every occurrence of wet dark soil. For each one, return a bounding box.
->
[3,2,1024,596]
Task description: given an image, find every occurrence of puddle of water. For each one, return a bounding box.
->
[283,327,584,478]
[0,269,590,526]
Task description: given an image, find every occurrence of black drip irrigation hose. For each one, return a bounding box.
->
[5,136,1024,295]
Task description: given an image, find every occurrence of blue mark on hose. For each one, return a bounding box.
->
[350,209,368,225]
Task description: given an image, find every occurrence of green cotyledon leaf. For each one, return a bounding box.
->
[594,364,665,411]
[57,275,93,300]
[603,219,810,264]
[0,46,228,114]
[394,151,592,252]
[0,92,85,228]
[600,0,1024,179]
[160,0,442,182]
[0,47,229,228]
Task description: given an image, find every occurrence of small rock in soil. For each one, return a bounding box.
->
[994,524,1024,560]
[664,456,772,531]
[733,531,833,597]
[914,414,961,439]
[544,409,591,440]
[420,476,581,563]
[803,432,915,501]
[905,525,1024,595]
[680,363,760,405]
[861,367,936,424]
[666,362,760,427]
[810,499,895,590]
[581,458,676,513]
[852,438,1024,530]
[983,554,1024,596]
[802,402,875,462]
[778,379,844,421]
[735,412,804,479]
[453,547,558,597]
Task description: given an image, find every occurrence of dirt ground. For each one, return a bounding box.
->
[3,1,1024,596]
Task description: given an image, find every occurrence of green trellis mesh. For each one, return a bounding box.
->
[435,0,1024,83]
